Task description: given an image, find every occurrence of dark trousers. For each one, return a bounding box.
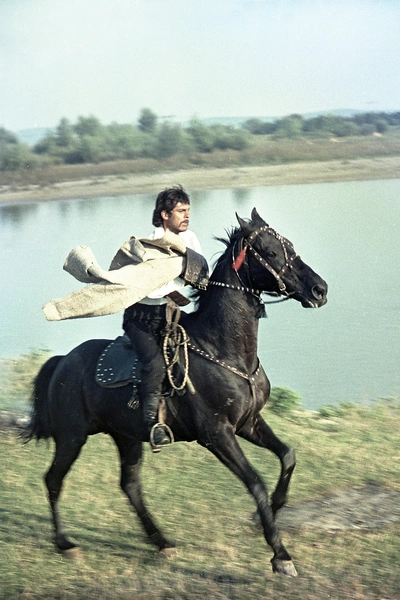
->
[123,304,167,425]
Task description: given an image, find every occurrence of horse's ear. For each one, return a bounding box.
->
[236,213,251,233]
[250,207,265,225]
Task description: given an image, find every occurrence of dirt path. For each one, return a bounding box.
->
[1,156,400,204]
[277,484,400,532]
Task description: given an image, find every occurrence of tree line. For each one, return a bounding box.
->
[1,107,400,171]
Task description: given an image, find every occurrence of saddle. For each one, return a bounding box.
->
[96,326,192,411]
[95,334,141,389]
[96,298,193,412]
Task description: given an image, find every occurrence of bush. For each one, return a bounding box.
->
[242,118,276,135]
[0,126,18,144]
[318,401,360,418]
[359,123,376,136]
[274,115,304,138]
[318,405,342,418]
[0,142,38,170]
[268,386,301,415]
[156,122,185,158]
[68,135,106,164]
[0,348,51,412]
[212,125,249,151]
[331,120,359,137]
[375,119,388,134]
[187,119,215,152]
[138,107,157,133]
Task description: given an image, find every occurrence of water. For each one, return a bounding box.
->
[0,179,399,409]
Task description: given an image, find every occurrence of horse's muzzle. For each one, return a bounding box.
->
[296,282,328,308]
[312,284,328,305]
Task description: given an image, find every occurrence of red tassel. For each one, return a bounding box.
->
[232,247,247,270]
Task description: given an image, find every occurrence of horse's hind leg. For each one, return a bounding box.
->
[45,435,86,554]
[111,434,176,555]
[238,413,296,515]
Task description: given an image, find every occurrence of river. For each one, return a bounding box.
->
[0,178,399,409]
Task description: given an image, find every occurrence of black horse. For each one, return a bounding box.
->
[26,208,327,577]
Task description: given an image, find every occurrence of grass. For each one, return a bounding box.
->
[1,397,399,599]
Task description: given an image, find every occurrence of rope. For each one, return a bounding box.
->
[163,299,190,392]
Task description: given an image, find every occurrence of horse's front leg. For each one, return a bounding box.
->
[111,434,176,556]
[238,413,296,515]
[199,424,297,577]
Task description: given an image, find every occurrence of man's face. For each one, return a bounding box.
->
[161,202,190,234]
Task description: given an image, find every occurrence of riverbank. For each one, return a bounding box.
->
[1,155,400,204]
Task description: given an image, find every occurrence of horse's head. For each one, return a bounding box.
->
[233,208,328,308]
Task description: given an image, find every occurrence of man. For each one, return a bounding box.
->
[43,185,206,451]
[123,185,203,451]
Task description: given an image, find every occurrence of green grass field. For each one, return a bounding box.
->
[1,398,399,600]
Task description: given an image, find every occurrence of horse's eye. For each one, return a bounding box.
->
[267,251,277,258]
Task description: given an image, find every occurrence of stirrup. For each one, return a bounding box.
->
[149,423,174,453]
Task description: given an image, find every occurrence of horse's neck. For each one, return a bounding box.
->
[193,260,260,372]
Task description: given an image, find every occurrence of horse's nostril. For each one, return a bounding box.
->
[312,285,325,300]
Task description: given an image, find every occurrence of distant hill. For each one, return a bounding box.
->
[194,116,266,128]
[186,109,369,129]
[301,108,367,119]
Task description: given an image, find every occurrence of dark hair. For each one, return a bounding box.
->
[152,185,190,227]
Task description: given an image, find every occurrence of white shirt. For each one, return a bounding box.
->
[139,227,202,305]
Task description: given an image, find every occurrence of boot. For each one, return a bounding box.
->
[143,393,173,452]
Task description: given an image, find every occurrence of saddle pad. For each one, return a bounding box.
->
[96,335,142,388]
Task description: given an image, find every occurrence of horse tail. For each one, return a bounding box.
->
[23,355,64,442]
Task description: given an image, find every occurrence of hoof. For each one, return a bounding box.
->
[60,547,82,560]
[159,546,177,559]
[271,558,298,577]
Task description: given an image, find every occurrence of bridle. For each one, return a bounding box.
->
[242,225,300,294]
[209,224,300,306]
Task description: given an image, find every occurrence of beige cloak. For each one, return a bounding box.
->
[43,230,187,321]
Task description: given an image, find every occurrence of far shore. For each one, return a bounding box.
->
[1,156,400,204]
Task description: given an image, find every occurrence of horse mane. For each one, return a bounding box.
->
[214,225,244,249]
[189,226,243,309]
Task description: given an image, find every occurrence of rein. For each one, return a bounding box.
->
[208,280,291,305]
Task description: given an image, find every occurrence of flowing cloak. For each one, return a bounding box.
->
[42,230,187,321]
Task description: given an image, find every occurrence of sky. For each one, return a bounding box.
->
[1,0,400,132]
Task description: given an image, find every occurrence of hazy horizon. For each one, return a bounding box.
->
[15,106,393,135]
